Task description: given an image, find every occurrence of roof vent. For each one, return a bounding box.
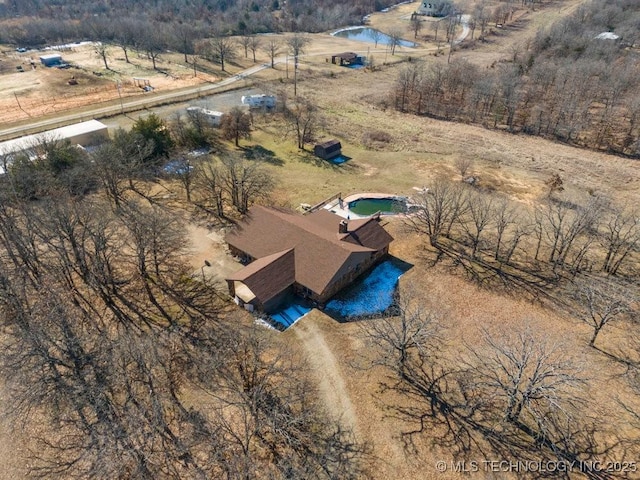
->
[339,220,348,234]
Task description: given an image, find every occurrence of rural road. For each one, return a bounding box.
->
[0,61,276,141]
[0,35,439,141]
[455,14,472,44]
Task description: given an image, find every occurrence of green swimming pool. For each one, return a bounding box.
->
[348,197,407,216]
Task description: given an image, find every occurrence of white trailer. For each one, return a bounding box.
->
[186,106,224,127]
[241,94,276,109]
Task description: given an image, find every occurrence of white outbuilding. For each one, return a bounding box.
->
[0,120,109,174]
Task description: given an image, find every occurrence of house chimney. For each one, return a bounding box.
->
[338,220,348,234]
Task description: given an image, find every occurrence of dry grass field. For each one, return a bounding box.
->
[1,0,639,478]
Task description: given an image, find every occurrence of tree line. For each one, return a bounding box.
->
[406,177,639,349]
[0,0,396,49]
[392,0,640,156]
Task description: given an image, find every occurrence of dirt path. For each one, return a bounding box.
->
[291,316,359,434]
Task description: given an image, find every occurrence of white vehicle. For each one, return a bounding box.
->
[186,106,224,126]
[241,94,276,108]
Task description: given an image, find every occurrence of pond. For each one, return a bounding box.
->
[348,197,407,216]
[331,27,417,48]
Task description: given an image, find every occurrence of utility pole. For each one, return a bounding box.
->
[116,81,124,114]
[294,56,298,96]
[447,15,456,64]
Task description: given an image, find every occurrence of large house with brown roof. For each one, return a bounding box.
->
[225,205,394,313]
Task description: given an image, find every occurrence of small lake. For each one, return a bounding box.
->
[331,27,417,48]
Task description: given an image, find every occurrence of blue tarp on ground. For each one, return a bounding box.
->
[325,259,407,319]
[270,301,312,329]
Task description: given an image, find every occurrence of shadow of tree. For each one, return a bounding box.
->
[242,144,284,165]
[296,150,358,174]
[380,363,624,480]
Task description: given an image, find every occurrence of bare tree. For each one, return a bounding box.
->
[410,15,423,39]
[492,199,519,262]
[263,38,281,68]
[285,96,319,150]
[431,18,442,43]
[388,28,403,55]
[201,327,369,479]
[370,29,382,48]
[454,157,473,180]
[239,34,252,58]
[220,154,274,214]
[172,22,198,63]
[221,107,251,147]
[461,191,494,258]
[210,34,236,72]
[405,179,469,247]
[542,197,603,270]
[139,22,166,70]
[248,35,261,63]
[463,328,584,433]
[599,206,640,276]
[113,19,137,63]
[360,289,442,378]
[286,33,310,61]
[91,129,155,208]
[574,278,632,347]
[94,42,110,70]
[0,199,225,478]
[193,162,226,217]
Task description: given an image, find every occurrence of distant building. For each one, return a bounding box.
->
[39,53,63,67]
[241,94,276,109]
[225,205,393,312]
[186,106,224,127]
[314,139,342,160]
[331,52,364,66]
[415,0,453,17]
[0,120,109,174]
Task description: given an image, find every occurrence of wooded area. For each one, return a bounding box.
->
[0,0,395,48]
[393,0,640,156]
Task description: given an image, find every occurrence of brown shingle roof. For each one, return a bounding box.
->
[333,52,358,61]
[225,206,393,298]
[341,217,395,251]
[227,249,295,305]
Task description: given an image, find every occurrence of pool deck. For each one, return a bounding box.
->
[322,192,403,219]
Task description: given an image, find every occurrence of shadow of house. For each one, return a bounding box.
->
[225,206,394,313]
[314,139,342,160]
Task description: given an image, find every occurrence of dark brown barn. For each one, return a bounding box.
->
[331,52,364,66]
[225,205,393,313]
[314,139,342,160]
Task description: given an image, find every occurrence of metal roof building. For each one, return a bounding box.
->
[0,120,109,174]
